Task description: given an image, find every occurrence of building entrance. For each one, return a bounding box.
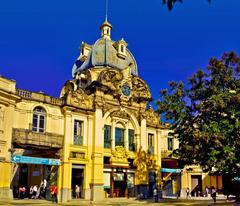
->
[191,175,202,196]
[112,172,127,197]
[113,177,126,197]
[71,165,84,199]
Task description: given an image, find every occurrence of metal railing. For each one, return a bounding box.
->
[73,135,83,145]
[104,140,111,148]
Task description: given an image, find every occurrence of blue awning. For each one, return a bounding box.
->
[161,168,181,173]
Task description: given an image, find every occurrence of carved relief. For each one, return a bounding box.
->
[65,87,93,109]
[145,108,160,126]
[98,69,123,91]
[110,146,128,164]
[134,147,158,185]
[69,88,85,105]
[131,76,151,100]
[111,110,129,119]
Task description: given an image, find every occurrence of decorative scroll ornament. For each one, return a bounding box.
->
[111,110,129,119]
[134,147,159,185]
[110,146,128,164]
[131,76,151,100]
[62,83,93,109]
[98,69,123,91]
[145,108,160,126]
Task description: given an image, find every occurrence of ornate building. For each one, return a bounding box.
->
[0,20,222,202]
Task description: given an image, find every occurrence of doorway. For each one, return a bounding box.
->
[191,175,202,196]
[71,166,84,199]
[113,172,127,197]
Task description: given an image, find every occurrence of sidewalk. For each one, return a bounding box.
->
[0,197,238,206]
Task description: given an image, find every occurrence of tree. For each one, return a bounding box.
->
[157,52,240,175]
[162,0,211,10]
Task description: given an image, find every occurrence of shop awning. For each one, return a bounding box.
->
[161,168,181,173]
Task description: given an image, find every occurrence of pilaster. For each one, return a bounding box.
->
[91,107,104,201]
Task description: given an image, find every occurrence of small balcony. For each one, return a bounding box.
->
[73,135,83,146]
[12,128,63,149]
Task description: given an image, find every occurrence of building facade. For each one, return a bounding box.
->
[0,20,222,202]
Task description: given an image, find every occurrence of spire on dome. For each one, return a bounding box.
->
[100,0,112,39]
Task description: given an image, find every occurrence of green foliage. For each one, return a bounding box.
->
[157,52,240,174]
[162,0,211,10]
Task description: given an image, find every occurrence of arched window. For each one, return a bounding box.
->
[128,129,135,151]
[32,107,46,133]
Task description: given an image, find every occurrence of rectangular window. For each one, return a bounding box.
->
[148,133,154,154]
[115,127,124,147]
[32,114,38,132]
[39,115,45,132]
[128,129,135,151]
[74,120,83,145]
[104,125,111,148]
[168,137,173,151]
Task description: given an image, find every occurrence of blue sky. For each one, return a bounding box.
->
[0,0,239,104]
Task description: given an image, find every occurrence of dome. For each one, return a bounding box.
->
[72,21,138,77]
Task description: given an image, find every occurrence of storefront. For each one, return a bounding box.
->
[104,167,135,198]
[11,154,60,199]
[161,168,182,197]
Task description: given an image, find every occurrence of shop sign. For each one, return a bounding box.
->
[11,155,60,165]
[161,168,181,173]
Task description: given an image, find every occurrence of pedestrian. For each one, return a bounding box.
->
[153,187,158,203]
[50,184,58,204]
[205,186,209,197]
[75,185,80,199]
[186,187,190,199]
[211,186,217,203]
[19,186,26,199]
[43,179,47,198]
[33,185,38,198]
[29,186,33,198]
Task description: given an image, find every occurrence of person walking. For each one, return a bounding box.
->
[186,187,190,199]
[75,185,80,199]
[50,184,58,204]
[211,186,217,203]
[33,185,38,199]
[153,187,158,203]
[205,186,209,197]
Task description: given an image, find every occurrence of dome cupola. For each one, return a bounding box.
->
[72,20,138,77]
[100,20,112,40]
